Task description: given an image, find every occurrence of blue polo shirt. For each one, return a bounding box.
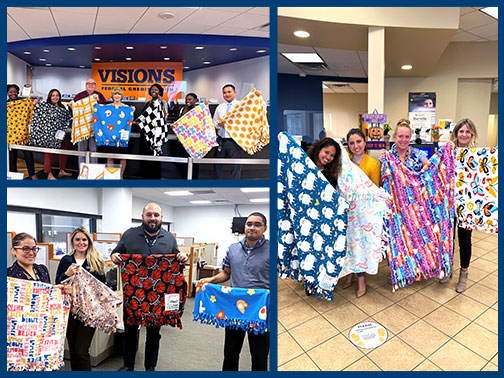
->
[222,237,269,290]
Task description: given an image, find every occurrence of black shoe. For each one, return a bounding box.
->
[146,366,155,371]
[305,287,312,296]
[118,365,134,371]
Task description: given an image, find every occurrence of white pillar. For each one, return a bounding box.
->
[101,188,133,233]
[368,27,385,113]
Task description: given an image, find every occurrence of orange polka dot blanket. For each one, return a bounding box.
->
[7,98,34,146]
[218,88,269,155]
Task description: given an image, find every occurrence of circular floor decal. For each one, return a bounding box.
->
[348,321,388,349]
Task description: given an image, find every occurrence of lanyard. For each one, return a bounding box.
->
[144,234,159,255]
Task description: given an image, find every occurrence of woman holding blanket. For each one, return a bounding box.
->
[306,137,342,187]
[56,226,106,371]
[8,233,50,283]
[341,128,381,297]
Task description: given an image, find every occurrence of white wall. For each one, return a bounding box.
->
[323,93,367,138]
[131,197,175,223]
[172,204,270,264]
[7,211,37,237]
[31,66,91,99]
[7,52,28,89]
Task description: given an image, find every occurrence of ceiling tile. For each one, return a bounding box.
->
[51,8,97,36]
[203,26,249,36]
[131,7,197,34]
[466,21,498,38]
[247,7,270,16]
[7,7,59,39]
[459,10,494,30]
[94,7,147,34]
[7,15,30,42]
[237,30,269,38]
[451,30,482,42]
[182,8,244,27]
[166,23,211,34]
[218,13,269,29]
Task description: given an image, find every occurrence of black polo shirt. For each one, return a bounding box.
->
[111,226,179,257]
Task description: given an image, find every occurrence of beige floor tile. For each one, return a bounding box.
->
[374,283,416,303]
[277,332,305,366]
[473,240,498,252]
[278,289,304,310]
[492,302,498,311]
[444,295,489,320]
[286,280,311,295]
[367,336,424,371]
[350,290,394,316]
[455,266,489,282]
[423,306,471,337]
[372,304,419,334]
[474,308,498,334]
[481,251,499,263]
[343,356,381,371]
[454,322,498,360]
[417,280,459,304]
[278,321,286,335]
[336,284,362,301]
[322,300,369,332]
[463,283,498,306]
[304,291,348,314]
[490,354,498,367]
[482,363,498,371]
[397,320,450,357]
[413,359,442,371]
[397,292,441,318]
[289,315,339,351]
[308,333,364,371]
[429,340,487,370]
[470,258,498,274]
[278,277,291,290]
[278,300,319,330]
[365,272,389,289]
[478,274,498,290]
[409,277,436,291]
[278,353,320,371]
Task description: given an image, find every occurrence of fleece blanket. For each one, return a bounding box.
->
[193,283,269,334]
[62,266,122,334]
[278,132,349,300]
[455,147,498,233]
[7,277,70,371]
[93,104,134,148]
[218,88,269,155]
[7,98,34,145]
[70,96,97,144]
[381,146,455,290]
[136,100,170,155]
[337,145,390,276]
[171,104,218,159]
[121,254,187,328]
[29,101,72,149]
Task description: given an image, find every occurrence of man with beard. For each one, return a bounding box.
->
[200,212,270,371]
[111,202,187,371]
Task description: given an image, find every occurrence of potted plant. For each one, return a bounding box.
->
[383,124,392,141]
[431,124,442,142]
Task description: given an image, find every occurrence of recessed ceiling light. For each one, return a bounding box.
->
[94,58,101,61]
[159,11,175,20]
[203,61,211,65]
[43,49,50,53]
[23,51,31,55]
[281,52,324,63]
[163,57,170,61]
[190,200,212,204]
[126,46,134,50]
[241,188,269,193]
[126,57,132,61]
[94,46,102,50]
[183,66,190,69]
[250,198,269,203]
[160,46,168,49]
[164,190,193,196]
[45,64,52,67]
[229,48,238,51]
[195,46,205,50]
[39,58,46,62]
[67,47,76,51]
[481,7,498,19]
[79,65,86,68]
[256,49,266,53]
[401,64,413,70]
[294,30,310,38]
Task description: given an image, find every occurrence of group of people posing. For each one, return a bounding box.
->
[307,118,479,297]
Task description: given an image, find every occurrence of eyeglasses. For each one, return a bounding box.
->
[86,82,96,86]
[246,222,264,228]
[14,246,40,253]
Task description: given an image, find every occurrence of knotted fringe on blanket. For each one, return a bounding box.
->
[455,147,498,233]
[337,144,391,276]
[381,145,455,291]
[121,254,187,328]
[193,283,269,335]
[62,265,122,334]
[93,104,134,148]
[7,98,34,145]
[219,88,270,155]
[70,96,97,144]
[171,103,218,158]
[135,101,170,155]
[7,277,70,371]
[29,101,72,149]
[278,132,349,300]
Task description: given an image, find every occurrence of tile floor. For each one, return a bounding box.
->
[278,230,498,371]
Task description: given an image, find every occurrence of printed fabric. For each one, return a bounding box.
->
[62,266,122,334]
[7,98,34,145]
[218,88,270,155]
[455,147,498,233]
[381,146,455,290]
[93,104,134,148]
[278,132,349,300]
[29,101,72,149]
[7,277,70,371]
[337,144,391,276]
[70,96,97,144]
[171,104,218,159]
[136,100,170,155]
[121,254,187,328]
[193,283,269,335]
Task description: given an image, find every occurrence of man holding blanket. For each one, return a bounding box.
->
[200,212,270,371]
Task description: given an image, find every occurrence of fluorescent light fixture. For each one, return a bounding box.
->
[241,188,269,193]
[203,61,211,65]
[126,46,134,50]
[250,198,269,203]
[401,64,413,70]
[164,190,193,196]
[229,47,237,51]
[39,58,46,61]
[45,64,52,67]
[256,49,266,53]
[195,46,205,50]
[67,47,76,51]
[23,51,31,55]
[281,52,324,63]
[43,49,50,53]
[190,200,212,204]
[163,57,170,61]
[481,7,498,19]
[294,30,310,38]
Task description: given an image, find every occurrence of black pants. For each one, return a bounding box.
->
[9,149,35,177]
[223,328,269,371]
[457,226,472,269]
[161,139,200,179]
[124,324,161,370]
[66,316,96,371]
[214,137,242,179]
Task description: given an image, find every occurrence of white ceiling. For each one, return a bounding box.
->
[7,7,269,42]
[131,188,269,208]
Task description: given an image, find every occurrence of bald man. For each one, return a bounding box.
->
[111,203,188,371]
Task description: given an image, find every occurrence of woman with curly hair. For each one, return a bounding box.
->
[306,137,342,187]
